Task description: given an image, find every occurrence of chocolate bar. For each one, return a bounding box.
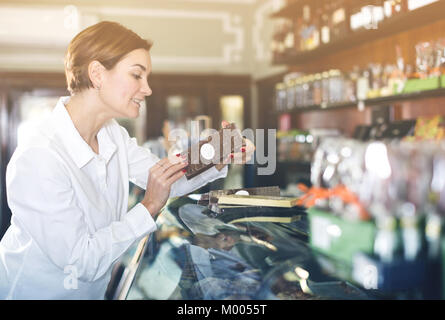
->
[199,186,283,216]
[207,186,281,205]
[182,123,245,179]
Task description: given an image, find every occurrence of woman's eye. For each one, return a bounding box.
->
[133,74,142,80]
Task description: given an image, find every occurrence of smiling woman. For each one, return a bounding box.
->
[64,21,152,95]
[0,20,256,300]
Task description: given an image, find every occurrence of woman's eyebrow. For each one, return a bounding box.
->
[131,64,146,71]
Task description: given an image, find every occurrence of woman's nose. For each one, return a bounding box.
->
[141,79,152,97]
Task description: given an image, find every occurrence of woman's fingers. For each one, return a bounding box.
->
[243,138,256,153]
[166,168,187,185]
[161,161,188,180]
[221,120,230,128]
[152,155,185,175]
[229,152,249,164]
[151,157,172,173]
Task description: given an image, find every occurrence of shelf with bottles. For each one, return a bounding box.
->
[277,128,342,165]
[271,0,445,66]
[274,37,445,114]
[277,129,314,163]
[300,135,445,297]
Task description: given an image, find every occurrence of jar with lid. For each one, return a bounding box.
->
[346,67,359,102]
[328,69,343,104]
[330,0,349,41]
[283,20,296,55]
[321,71,330,106]
[301,76,310,107]
[356,69,370,101]
[275,83,287,111]
[313,73,323,105]
[392,0,407,15]
[294,77,304,108]
[285,78,296,110]
[306,75,315,106]
[320,1,332,45]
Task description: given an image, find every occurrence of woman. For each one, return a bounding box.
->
[0,21,254,299]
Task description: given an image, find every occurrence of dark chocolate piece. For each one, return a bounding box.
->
[182,123,245,179]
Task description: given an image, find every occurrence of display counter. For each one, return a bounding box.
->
[116,195,389,300]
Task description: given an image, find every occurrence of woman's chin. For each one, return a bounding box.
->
[126,105,140,118]
[128,110,139,118]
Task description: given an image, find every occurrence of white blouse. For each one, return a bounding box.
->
[0,96,227,299]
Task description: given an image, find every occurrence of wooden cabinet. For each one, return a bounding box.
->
[145,73,251,140]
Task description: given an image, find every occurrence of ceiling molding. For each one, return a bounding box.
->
[179,0,256,3]
[93,6,244,65]
[253,0,284,62]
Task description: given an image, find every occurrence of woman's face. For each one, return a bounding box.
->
[100,48,152,119]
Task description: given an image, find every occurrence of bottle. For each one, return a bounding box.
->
[275,83,286,111]
[283,20,295,55]
[300,4,311,51]
[286,78,296,110]
[400,216,422,261]
[425,212,442,260]
[392,0,407,15]
[347,67,359,102]
[356,69,370,102]
[295,77,303,108]
[301,76,309,107]
[328,69,342,104]
[321,71,330,107]
[313,73,322,105]
[374,215,401,263]
[383,0,393,18]
[308,74,315,106]
[320,2,331,45]
[330,0,348,41]
[399,203,422,261]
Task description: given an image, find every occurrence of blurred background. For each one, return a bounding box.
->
[1,1,445,275]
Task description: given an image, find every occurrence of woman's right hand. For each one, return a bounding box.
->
[141,156,188,217]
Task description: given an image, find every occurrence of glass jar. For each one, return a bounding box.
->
[328,69,343,104]
[301,76,309,107]
[275,83,287,111]
[307,74,316,106]
[285,78,296,110]
[295,77,304,108]
[321,71,330,106]
[313,73,323,105]
[320,1,332,45]
[330,0,348,41]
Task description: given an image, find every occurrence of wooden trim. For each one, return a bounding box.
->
[0,72,67,91]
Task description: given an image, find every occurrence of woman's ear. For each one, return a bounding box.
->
[88,60,105,90]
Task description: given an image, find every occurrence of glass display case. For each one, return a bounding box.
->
[117,195,382,300]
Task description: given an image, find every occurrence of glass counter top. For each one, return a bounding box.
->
[123,195,377,300]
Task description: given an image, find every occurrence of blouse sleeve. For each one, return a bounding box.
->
[6,147,157,283]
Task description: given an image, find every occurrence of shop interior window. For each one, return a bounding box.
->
[219,95,244,190]
[17,94,59,146]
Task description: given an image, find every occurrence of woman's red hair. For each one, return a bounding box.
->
[64,21,152,94]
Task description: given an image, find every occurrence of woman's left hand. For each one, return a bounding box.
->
[215,120,255,170]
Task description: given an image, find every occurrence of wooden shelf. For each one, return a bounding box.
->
[274,87,445,114]
[272,1,445,66]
